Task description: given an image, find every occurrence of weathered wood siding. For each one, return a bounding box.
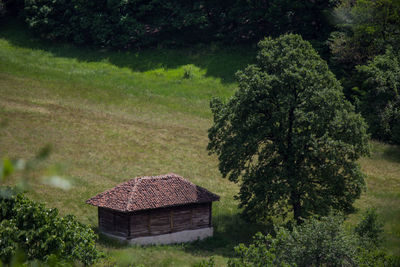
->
[130,213,150,237]
[191,203,210,228]
[98,207,129,237]
[129,203,212,238]
[115,212,129,236]
[98,207,115,232]
[172,206,192,232]
[99,203,213,239]
[149,208,170,236]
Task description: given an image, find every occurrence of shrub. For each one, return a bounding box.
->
[355,208,384,245]
[228,214,399,267]
[0,192,103,265]
[229,215,358,267]
[183,65,194,79]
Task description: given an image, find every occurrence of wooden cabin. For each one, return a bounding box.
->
[86,173,220,245]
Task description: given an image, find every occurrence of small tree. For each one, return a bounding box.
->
[208,34,369,224]
[355,208,384,246]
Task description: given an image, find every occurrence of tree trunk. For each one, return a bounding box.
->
[291,191,302,224]
[286,100,302,224]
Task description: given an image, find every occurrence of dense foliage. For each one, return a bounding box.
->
[355,209,384,246]
[0,191,102,265]
[5,0,336,48]
[208,34,369,224]
[228,214,399,267]
[228,216,356,267]
[330,0,400,67]
[356,48,400,144]
[329,0,400,99]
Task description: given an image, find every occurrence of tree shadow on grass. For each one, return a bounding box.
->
[93,227,131,249]
[93,213,266,258]
[382,145,400,164]
[182,213,268,258]
[0,18,256,84]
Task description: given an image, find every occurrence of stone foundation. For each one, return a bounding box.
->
[102,227,213,245]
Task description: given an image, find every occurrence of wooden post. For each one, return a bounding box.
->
[190,208,193,229]
[98,207,101,230]
[147,213,151,234]
[128,214,131,238]
[209,203,212,227]
[170,210,174,232]
[113,211,116,232]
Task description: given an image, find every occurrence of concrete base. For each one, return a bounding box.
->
[102,227,213,245]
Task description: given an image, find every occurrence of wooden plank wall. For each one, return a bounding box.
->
[99,203,213,238]
[129,203,212,238]
[191,203,210,229]
[98,207,115,232]
[130,213,150,237]
[172,206,192,232]
[115,212,129,236]
[98,207,129,237]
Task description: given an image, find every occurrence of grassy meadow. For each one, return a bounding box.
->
[0,20,399,266]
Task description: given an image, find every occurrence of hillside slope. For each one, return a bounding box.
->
[0,21,399,265]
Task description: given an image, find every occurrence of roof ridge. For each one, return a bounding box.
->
[139,173,177,180]
[125,177,139,211]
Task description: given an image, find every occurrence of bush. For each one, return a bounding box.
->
[355,208,384,246]
[229,215,358,267]
[183,65,194,79]
[0,191,103,265]
[228,214,399,267]
[194,257,215,267]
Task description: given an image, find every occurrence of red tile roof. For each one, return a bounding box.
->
[86,173,220,212]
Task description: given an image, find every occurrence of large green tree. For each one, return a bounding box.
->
[208,34,369,224]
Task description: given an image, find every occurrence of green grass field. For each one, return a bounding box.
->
[1,20,399,266]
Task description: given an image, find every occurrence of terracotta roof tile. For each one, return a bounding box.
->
[86,173,220,212]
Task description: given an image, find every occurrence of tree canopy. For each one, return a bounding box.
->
[330,0,400,67]
[208,34,370,224]
[329,0,400,99]
[356,47,400,144]
[7,0,336,48]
